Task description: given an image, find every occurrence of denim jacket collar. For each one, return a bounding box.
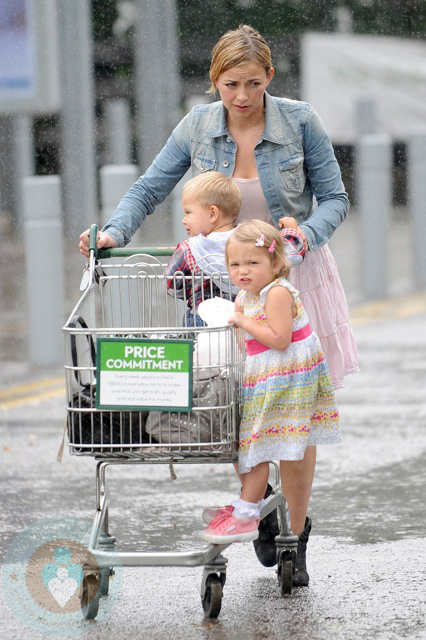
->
[205,92,284,145]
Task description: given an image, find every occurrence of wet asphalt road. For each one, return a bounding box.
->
[1,302,426,639]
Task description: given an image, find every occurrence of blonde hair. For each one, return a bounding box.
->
[183,171,241,222]
[226,219,290,279]
[209,25,273,95]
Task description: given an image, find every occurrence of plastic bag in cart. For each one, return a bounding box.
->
[67,315,149,452]
[145,366,229,445]
[145,300,243,445]
[69,388,149,452]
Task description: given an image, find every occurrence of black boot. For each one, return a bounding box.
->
[252,484,280,567]
[293,517,312,587]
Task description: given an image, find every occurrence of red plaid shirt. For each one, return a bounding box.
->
[166,240,223,310]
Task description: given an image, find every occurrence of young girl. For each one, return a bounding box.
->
[201,220,341,581]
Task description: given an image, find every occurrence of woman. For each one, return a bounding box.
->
[80,25,358,585]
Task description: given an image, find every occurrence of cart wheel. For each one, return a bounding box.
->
[277,557,293,596]
[99,568,112,596]
[202,574,222,618]
[80,573,101,620]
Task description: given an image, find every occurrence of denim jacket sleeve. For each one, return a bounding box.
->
[102,114,192,247]
[297,106,349,251]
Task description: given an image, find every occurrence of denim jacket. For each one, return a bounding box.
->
[103,92,349,251]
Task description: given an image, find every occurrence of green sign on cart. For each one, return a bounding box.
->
[96,338,193,412]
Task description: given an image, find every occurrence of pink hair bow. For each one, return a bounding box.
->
[255,234,265,247]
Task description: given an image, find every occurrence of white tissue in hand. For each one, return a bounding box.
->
[198,297,235,327]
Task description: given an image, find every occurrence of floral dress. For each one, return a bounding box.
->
[238,277,341,474]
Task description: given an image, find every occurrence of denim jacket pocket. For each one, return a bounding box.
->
[278,156,305,193]
[193,156,216,174]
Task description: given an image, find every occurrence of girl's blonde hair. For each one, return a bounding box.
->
[226,219,290,279]
[209,25,273,95]
[183,171,241,222]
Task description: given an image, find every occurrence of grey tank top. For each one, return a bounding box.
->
[232,177,274,226]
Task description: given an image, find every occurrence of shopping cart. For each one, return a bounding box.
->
[63,224,298,620]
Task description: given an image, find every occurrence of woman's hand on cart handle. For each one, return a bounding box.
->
[278,216,309,252]
[79,229,115,257]
[278,216,298,230]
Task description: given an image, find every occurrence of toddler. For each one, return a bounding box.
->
[165,172,241,326]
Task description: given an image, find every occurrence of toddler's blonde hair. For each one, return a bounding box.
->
[226,219,290,279]
[183,171,241,222]
[209,25,273,95]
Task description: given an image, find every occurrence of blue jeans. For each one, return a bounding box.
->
[184,311,206,328]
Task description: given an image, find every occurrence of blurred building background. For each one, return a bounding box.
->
[0,0,425,235]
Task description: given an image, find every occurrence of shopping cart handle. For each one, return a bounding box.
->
[96,247,175,258]
[88,224,174,258]
[89,223,98,253]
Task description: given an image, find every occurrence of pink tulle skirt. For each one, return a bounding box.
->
[288,244,359,390]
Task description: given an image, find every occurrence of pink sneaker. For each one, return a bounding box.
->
[201,505,234,525]
[201,513,259,544]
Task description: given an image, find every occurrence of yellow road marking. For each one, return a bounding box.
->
[0,387,65,410]
[0,376,64,400]
[0,376,65,410]
[395,301,426,318]
[350,292,426,326]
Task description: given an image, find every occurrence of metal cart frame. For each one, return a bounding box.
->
[63,225,298,620]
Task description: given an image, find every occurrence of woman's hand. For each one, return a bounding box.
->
[278,216,309,252]
[278,216,298,230]
[79,229,115,257]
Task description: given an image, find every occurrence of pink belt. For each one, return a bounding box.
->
[245,324,312,355]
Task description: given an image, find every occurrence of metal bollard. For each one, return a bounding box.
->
[13,115,34,230]
[355,98,378,137]
[407,132,426,289]
[99,164,139,227]
[99,165,140,325]
[23,176,64,367]
[357,134,392,298]
[104,99,133,165]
